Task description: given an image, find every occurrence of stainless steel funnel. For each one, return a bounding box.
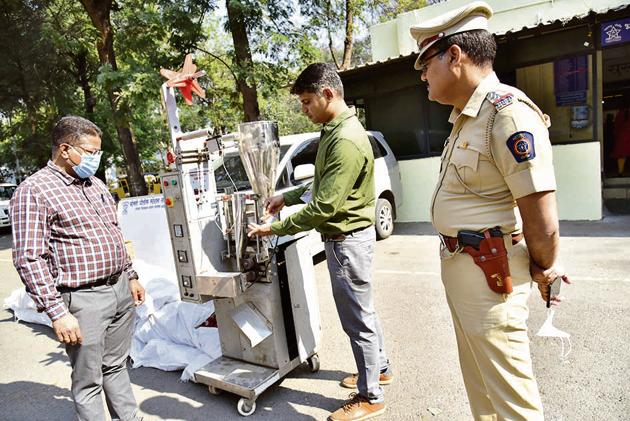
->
[237,121,280,202]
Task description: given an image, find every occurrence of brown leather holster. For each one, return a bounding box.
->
[461,230,513,294]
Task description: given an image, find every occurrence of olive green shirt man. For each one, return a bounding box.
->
[249,63,391,420]
[270,107,375,236]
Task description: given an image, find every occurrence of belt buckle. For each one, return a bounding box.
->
[106,272,120,285]
[322,233,345,242]
[332,233,346,242]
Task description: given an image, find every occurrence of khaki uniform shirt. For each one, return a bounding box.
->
[271,107,375,236]
[431,72,556,237]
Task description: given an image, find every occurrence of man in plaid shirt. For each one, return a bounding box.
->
[10,116,145,421]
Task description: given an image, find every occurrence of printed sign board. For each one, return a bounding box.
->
[601,18,630,47]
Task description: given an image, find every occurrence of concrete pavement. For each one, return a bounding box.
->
[0,214,629,420]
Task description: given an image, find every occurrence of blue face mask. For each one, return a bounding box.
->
[70,146,103,179]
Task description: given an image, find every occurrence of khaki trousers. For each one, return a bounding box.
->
[441,238,544,421]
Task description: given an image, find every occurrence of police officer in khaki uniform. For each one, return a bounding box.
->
[410,2,570,420]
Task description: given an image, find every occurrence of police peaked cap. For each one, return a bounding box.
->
[410,1,493,70]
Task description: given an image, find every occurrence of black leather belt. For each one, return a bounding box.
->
[440,232,523,253]
[321,226,370,242]
[57,272,122,293]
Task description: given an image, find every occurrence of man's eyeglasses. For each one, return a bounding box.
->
[68,144,102,157]
[418,47,449,75]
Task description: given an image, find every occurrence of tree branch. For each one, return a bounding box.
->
[194,46,239,85]
[326,0,339,69]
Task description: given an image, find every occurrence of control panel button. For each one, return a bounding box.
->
[181,275,192,288]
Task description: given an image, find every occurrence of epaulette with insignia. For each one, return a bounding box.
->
[486,91,514,111]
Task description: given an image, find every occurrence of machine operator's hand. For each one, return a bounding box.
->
[530,262,571,305]
[52,313,83,345]
[248,223,274,237]
[264,195,285,218]
[128,278,145,306]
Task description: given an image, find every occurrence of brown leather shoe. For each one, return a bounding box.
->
[341,372,394,389]
[329,393,386,421]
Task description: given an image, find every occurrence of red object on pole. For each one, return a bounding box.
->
[160,54,206,105]
[166,150,176,164]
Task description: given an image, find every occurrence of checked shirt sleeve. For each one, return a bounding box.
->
[10,185,67,321]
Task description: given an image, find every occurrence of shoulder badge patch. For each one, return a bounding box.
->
[506,131,536,163]
[486,91,514,111]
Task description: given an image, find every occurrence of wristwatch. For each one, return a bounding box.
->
[126,269,139,281]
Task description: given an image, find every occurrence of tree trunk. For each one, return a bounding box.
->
[72,50,96,117]
[79,0,147,196]
[226,0,260,122]
[340,0,354,71]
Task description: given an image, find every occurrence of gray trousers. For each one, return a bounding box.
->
[61,274,139,421]
[324,226,389,403]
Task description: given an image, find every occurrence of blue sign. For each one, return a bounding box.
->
[554,56,588,93]
[554,56,588,106]
[556,90,587,106]
[601,18,630,47]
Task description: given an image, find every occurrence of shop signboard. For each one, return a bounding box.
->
[601,18,630,47]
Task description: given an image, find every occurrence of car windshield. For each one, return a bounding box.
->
[214,145,291,192]
[0,185,16,200]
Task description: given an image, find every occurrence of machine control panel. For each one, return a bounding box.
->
[160,171,200,302]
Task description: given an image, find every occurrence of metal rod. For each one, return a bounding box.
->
[176,128,212,141]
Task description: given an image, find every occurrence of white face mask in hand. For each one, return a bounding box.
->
[536,308,571,361]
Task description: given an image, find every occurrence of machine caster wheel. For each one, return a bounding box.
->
[237,398,256,417]
[307,354,320,372]
[208,385,222,396]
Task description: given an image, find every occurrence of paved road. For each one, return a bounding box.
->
[1,215,629,420]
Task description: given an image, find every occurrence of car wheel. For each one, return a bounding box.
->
[375,197,394,240]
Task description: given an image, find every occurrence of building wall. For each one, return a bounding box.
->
[395,142,602,223]
[553,142,602,220]
[370,0,629,62]
[396,157,441,222]
[343,15,612,222]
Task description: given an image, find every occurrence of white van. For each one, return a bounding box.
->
[214,131,403,242]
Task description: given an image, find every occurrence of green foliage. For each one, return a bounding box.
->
[0,0,82,175]
[260,89,319,135]
[0,0,423,182]
[363,0,427,24]
[300,0,427,69]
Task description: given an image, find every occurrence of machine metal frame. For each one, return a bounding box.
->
[159,69,321,416]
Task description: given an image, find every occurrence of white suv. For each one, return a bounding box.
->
[0,183,17,229]
[214,131,403,241]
